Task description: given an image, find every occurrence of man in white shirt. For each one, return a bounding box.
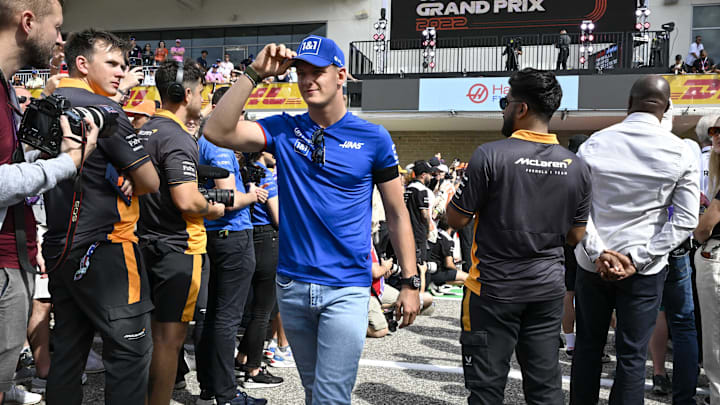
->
[570,76,700,404]
[24,70,44,89]
[687,35,704,66]
[695,114,719,201]
[219,53,234,81]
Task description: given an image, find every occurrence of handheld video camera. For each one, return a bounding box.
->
[197,164,235,207]
[18,94,119,157]
[240,162,265,186]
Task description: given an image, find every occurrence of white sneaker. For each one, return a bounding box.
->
[85,349,105,374]
[4,384,42,404]
[268,347,295,368]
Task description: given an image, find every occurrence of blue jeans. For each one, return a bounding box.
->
[276,273,370,405]
[663,251,698,404]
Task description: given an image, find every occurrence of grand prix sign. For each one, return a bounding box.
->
[392,0,633,40]
[665,74,720,106]
[419,76,579,111]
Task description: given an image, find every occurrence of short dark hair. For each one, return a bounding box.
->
[508,68,562,121]
[155,60,205,104]
[65,29,127,74]
[201,50,208,54]
[0,0,63,26]
[211,86,230,106]
[675,54,682,60]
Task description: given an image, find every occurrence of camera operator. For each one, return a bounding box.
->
[195,87,275,400]
[0,1,100,402]
[556,29,571,70]
[40,28,160,405]
[503,38,522,72]
[135,61,239,405]
[235,151,285,388]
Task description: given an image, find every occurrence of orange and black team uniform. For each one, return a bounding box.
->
[450,130,591,405]
[137,109,207,323]
[42,78,154,405]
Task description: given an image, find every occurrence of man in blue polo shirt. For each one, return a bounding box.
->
[203,36,420,404]
[195,88,270,405]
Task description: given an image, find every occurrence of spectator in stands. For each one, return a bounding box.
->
[123,99,156,131]
[670,54,689,74]
[170,39,184,62]
[687,35,704,67]
[556,29,571,70]
[693,49,716,73]
[448,68,590,405]
[128,36,142,66]
[154,40,168,65]
[24,70,43,89]
[571,76,699,404]
[142,43,154,66]
[220,53,234,80]
[205,64,224,83]
[197,50,209,70]
[229,70,241,84]
[11,74,23,87]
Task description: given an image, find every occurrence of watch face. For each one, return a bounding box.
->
[412,275,421,289]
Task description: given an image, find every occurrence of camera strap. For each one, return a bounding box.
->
[47,126,88,273]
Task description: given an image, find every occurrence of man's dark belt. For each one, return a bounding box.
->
[209,229,241,239]
[253,224,276,233]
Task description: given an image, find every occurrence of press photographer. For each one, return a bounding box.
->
[41,28,160,405]
[195,82,271,403]
[0,1,100,402]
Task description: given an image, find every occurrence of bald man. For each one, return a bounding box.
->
[569,76,700,404]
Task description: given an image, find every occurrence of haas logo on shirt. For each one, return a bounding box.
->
[339,141,364,150]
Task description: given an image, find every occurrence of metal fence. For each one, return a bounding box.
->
[350,31,670,77]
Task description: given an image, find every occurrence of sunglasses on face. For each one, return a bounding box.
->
[499,96,522,110]
[709,127,720,136]
[311,128,325,165]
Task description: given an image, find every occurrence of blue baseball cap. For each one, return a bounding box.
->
[294,36,344,68]
[31,69,38,74]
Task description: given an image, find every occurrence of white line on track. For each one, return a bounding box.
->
[359,359,710,396]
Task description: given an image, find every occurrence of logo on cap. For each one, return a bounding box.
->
[299,38,322,55]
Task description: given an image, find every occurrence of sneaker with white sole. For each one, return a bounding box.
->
[85,348,105,374]
[263,340,277,360]
[241,366,283,389]
[268,348,295,368]
[4,384,42,404]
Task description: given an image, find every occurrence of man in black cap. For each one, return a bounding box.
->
[405,160,434,264]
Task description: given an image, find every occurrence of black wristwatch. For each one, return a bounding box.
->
[399,274,421,290]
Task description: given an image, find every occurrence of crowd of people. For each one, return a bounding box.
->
[671,35,720,74]
[1,1,720,405]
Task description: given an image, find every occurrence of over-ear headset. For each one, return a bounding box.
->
[167,61,185,103]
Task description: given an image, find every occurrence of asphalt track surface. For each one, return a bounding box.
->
[15,291,711,404]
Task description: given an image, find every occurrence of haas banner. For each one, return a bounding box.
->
[391,0,634,40]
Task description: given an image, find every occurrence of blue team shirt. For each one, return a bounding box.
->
[258,111,399,287]
[198,136,252,232]
[251,160,278,226]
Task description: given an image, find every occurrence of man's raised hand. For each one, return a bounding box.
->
[250,44,297,79]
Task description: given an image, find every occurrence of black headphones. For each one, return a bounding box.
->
[167,61,185,103]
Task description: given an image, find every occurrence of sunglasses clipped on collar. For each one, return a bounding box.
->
[311,128,325,165]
